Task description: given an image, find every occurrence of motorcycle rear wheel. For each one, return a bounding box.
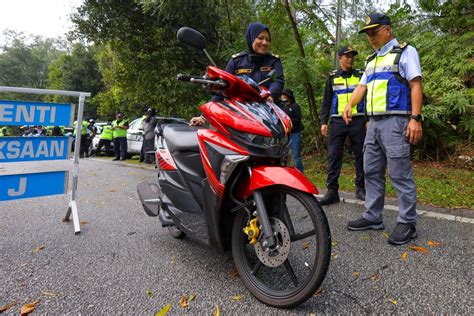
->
[231,186,331,308]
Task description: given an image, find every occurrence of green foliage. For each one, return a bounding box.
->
[0,31,63,101]
[48,43,104,118]
[70,0,255,120]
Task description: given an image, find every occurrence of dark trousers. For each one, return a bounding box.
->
[143,138,155,163]
[79,134,88,157]
[326,116,366,190]
[113,137,128,159]
[96,139,112,156]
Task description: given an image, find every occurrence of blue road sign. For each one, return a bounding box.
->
[0,171,68,201]
[0,136,71,163]
[0,100,74,126]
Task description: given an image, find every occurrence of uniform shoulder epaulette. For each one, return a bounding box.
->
[231,51,246,59]
[328,70,338,77]
[392,42,409,53]
[366,51,377,62]
[355,68,364,76]
[271,53,280,59]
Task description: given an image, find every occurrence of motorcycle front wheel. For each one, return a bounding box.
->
[231,186,331,308]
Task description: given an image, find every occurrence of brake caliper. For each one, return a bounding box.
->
[243,218,260,245]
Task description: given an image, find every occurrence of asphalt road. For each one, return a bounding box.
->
[1,158,473,314]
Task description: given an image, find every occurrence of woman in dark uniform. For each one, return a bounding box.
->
[190,22,284,126]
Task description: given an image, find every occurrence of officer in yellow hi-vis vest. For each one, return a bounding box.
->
[111,112,129,161]
[319,46,366,206]
[343,13,423,245]
[93,123,113,156]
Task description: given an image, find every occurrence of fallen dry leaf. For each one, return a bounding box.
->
[229,266,238,279]
[231,295,242,301]
[0,302,17,313]
[389,298,398,305]
[331,252,338,259]
[108,188,117,192]
[302,242,310,250]
[179,295,188,308]
[382,231,390,239]
[331,241,337,247]
[352,271,361,279]
[146,288,154,298]
[408,245,429,253]
[121,183,128,186]
[401,252,408,262]
[155,304,171,316]
[427,240,442,247]
[20,300,39,315]
[32,245,45,253]
[369,272,381,281]
[80,221,89,227]
[41,291,60,297]
[214,304,220,316]
[189,293,196,302]
[360,235,369,240]
[313,288,323,297]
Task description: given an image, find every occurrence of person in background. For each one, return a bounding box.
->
[280,89,304,173]
[142,108,158,164]
[51,125,63,136]
[86,119,97,157]
[112,112,129,161]
[139,108,148,162]
[93,122,113,156]
[343,13,423,245]
[319,45,366,206]
[190,22,284,126]
[0,126,9,137]
[74,120,89,158]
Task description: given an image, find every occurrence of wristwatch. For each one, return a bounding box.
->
[410,114,422,122]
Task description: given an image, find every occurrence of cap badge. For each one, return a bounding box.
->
[365,16,371,25]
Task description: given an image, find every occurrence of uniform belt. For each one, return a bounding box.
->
[369,114,407,121]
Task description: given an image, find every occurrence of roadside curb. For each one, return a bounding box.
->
[315,193,474,224]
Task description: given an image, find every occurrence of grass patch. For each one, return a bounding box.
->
[302,154,474,210]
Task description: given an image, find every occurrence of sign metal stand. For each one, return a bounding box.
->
[0,86,91,234]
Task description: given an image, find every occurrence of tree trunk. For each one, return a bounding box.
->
[282,0,323,152]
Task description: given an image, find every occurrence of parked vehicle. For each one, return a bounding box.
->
[127,117,188,155]
[137,27,331,308]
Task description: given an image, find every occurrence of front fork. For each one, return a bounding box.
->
[248,166,277,249]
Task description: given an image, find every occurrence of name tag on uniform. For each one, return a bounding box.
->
[235,68,252,74]
[260,66,272,72]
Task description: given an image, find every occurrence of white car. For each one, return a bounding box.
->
[126,117,188,155]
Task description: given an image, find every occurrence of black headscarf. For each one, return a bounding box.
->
[245,22,271,53]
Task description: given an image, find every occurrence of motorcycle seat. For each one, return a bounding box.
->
[163,124,200,153]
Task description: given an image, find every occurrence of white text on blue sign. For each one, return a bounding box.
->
[0,100,74,126]
[0,171,68,201]
[0,136,70,163]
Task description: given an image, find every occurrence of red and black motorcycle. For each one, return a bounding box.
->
[137,27,330,308]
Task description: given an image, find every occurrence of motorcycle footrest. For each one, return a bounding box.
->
[159,209,174,227]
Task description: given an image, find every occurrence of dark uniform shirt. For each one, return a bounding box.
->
[320,68,363,125]
[225,51,284,99]
[281,101,303,133]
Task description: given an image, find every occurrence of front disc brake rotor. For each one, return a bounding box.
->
[254,217,291,268]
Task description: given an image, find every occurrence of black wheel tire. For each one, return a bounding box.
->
[167,225,185,239]
[231,187,331,308]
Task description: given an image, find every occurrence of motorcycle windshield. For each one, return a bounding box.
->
[233,100,286,138]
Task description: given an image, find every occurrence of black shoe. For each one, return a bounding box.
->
[319,189,340,206]
[112,158,120,161]
[388,222,417,245]
[347,217,384,231]
[355,187,366,201]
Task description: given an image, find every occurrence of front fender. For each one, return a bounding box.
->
[236,166,318,199]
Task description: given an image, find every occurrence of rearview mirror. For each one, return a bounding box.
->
[177,27,206,51]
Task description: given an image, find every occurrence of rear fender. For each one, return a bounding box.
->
[235,166,318,199]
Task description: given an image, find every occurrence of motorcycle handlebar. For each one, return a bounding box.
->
[176,74,227,88]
